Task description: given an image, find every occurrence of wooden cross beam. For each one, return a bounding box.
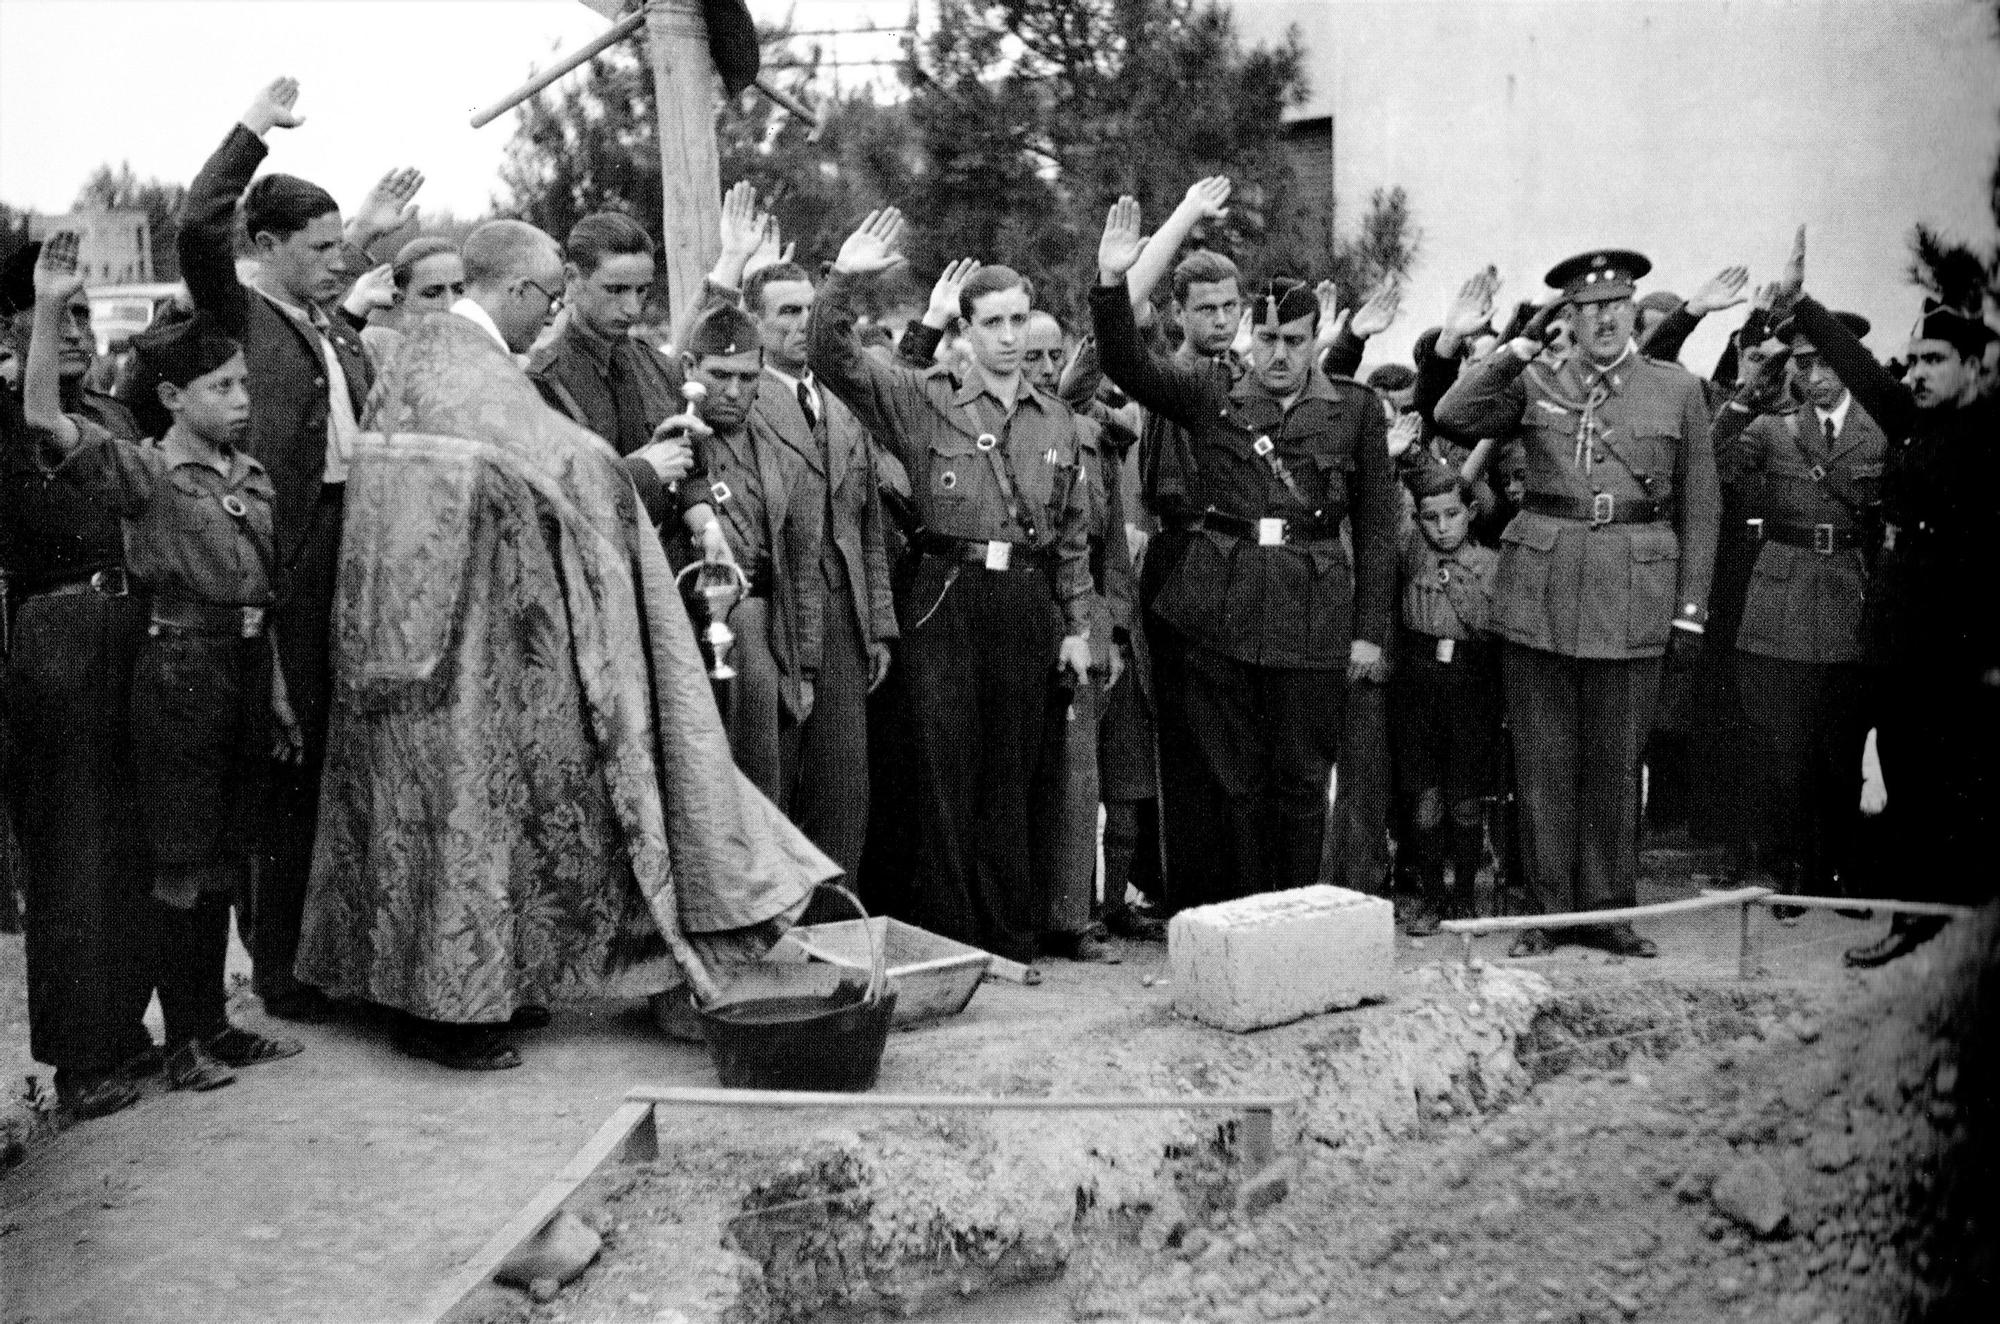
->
[469,1,819,328]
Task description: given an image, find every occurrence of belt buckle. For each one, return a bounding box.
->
[88,568,128,597]
[983,540,1012,571]
[1813,523,1836,555]
[1590,492,1615,526]
[239,606,266,639]
[1747,517,1765,540]
[1257,517,1286,547]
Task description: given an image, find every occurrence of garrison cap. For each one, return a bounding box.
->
[1544,249,1651,304]
[132,305,241,387]
[1911,298,1995,356]
[1776,310,1871,343]
[1251,278,1318,328]
[684,304,761,359]
[0,242,42,318]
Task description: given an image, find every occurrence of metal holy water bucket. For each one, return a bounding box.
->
[694,885,896,1092]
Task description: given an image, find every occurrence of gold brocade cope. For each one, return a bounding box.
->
[294,316,833,1021]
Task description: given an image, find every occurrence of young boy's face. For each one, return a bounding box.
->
[161,351,252,449]
[1418,489,1471,554]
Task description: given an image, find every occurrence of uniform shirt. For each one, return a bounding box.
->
[1090,283,1400,670]
[1436,342,1720,660]
[704,419,814,575]
[60,420,274,607]
[1400,531,1497,641]
[0,387,138,587]
[808,271,1093,634]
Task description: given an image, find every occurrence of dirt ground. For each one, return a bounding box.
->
[0,860,1987,1324]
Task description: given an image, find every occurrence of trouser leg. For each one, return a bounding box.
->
[1269,666,1341,893]
[1034,676,1101,936]
[720,597,787,802]
[1102,800,1138,915]
[1144,598,1230,911]
[1735,651,1819,878]
[1326,678,1391,893]
[155,893,231,1047]
[1502,644,1580,915]
[970,572,1060,962]
[1448,799,1487,914]
[1575,656,1662,910]
[902,565,985,948]
[1182,645,1269,901]
[791,596,872,879]
[257,494,341,1005]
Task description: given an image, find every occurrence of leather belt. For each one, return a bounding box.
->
[25,567,128,599]
[915,531,1053,571]
[1194,509,1339,545]
[1524,492,1668,526]
[1754,520,1868,554]
[149,588,267,639]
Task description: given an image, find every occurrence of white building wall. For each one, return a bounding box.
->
[1231,0,2000,371]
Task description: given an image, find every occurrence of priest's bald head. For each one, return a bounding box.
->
[462,220,566,354]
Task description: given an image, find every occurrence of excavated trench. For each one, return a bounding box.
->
[471,938,2000,1324]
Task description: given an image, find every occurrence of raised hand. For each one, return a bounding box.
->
[1096,196,1145,283]
[32,231,85,305]
[1770,226,1806,312]
[925,258,981,326]
[1178,175,1232,223]
[242,76,305,135]
[350,168,425,245]
[341,262,397,319]
[833,208,907,276]
[1687,265,1750,316]
[1749,280,1780,313]
[1313,280,1352,354]
[1350,279,1403,338]
[716,180,770,265]
[1445,266,1501,339]
[745,215,794,278]
[1385,411,1423,459]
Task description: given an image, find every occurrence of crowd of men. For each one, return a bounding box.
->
[2,76,1996,1124]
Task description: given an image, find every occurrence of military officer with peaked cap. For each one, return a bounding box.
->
[1437,249,1719,957]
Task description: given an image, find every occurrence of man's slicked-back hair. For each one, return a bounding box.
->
[243,173,339,242]
[391,236,461,290]
[565,211,653,276]
[1172,249,1241,303]
[959,265,1033,321]
[462,220,558,289]
[743,261,814,315]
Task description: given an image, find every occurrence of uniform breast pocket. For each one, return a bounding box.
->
[1625,523,1681,650]
[924,438,979,522]
[1494,512,1560,639]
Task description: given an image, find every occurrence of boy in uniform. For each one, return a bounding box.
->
[1392,469,1503,935]
[26,242,304,1090]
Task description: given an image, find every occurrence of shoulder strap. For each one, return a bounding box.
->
[1784,412,1872,520]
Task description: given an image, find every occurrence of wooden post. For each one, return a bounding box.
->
[645,0,724,331]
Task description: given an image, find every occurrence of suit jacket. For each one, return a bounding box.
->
[750,369,897,672]
[1436,345,1719,661]
[179,125,374,585]
[1733,397,1886,664]
[706,418,816,720]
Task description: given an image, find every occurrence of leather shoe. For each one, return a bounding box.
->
[1591,922,1659,959]
[262,987,338,1024]
[1844,915,1948,969]
[397,1021,522,1071]
[1102,905,1166,942]
[57,1073,142,1120]
[1507,928,1555,958]
[164,1041,237,1092]
[1044,931,1121,964]
[509,1005,553,1031]
[1769,904,1806,926]
[206,1025,304,1068]
[1401,899,1443,938]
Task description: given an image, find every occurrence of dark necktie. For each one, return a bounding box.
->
[1823,416,1838,446]
[796,379,818,434]
[607,344,650,457]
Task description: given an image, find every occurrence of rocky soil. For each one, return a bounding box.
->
[483,913,1994,1324]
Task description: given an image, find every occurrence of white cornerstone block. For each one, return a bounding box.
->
[1169,885,1393,1032]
